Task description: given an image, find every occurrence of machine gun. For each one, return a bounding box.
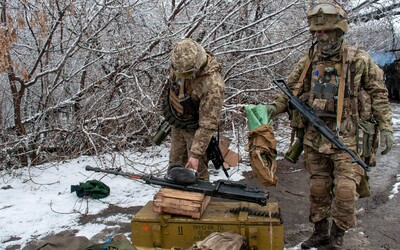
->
[152,120,230,178]
[86,166,268,206]
[272,79,370,172]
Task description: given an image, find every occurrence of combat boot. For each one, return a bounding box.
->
[301,218,330,249]
[330,221,345,249]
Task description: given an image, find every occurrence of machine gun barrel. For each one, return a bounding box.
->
[272,79,370,172]
[85,166,268,206]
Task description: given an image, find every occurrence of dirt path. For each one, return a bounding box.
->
[20,155,399,250]
[269,153,400,250]
[269,102,400,249]
[267,101,400,249]
[19,103,400,250]
[20,147,400,250]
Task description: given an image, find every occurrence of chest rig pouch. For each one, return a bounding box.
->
[169,78,199,116]
[309,63,344,118]
[163,78,200,129]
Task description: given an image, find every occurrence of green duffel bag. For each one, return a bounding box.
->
[71,179,110,199]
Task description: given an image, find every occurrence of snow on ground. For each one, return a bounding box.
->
[0,145,251,249]
[389,174,400,199]
[1,103,400,250]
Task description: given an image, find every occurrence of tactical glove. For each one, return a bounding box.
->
[265,104,277,119]
[380,129,394,155]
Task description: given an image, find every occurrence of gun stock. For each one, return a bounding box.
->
[272,79,370,172]
[85,166,267,206]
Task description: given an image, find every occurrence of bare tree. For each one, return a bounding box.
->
[0,0,399,169]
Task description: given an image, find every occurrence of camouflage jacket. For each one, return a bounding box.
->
[170,53,225,158]
[273,45,393,153]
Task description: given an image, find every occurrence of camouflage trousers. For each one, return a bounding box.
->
[303,145,365,230]
[169,126,209,181]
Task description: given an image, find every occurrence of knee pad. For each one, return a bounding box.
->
[310,178,329,197]
[335,178,356,202]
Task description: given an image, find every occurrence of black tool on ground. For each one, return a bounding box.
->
[85,165,268,206]
[272,79,370,172]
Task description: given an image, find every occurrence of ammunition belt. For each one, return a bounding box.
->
[163,93,199,130]
[226,207,283,224]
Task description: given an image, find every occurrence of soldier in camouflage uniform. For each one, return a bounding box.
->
[265,2,394,249]
[165,38,224,181]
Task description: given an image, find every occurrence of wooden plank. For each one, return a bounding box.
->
[156,188,206,201]
[200,196,211,213]
[152,188,211,219]
[154,197,202,208]
[153,200,201,212]
[154,193,204,204]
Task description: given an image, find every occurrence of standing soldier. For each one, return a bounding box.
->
[265,2,394,249]
[163,38,224,181]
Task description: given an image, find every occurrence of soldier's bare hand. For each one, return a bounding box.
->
[185,157,199,171]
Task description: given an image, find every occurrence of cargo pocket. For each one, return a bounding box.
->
[357,119,376,159]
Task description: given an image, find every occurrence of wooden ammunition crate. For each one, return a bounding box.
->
[131,201,284,250]
[153,188,211,219]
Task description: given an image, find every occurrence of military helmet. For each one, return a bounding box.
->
[171,38,207,78]
[307,2,349,33]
